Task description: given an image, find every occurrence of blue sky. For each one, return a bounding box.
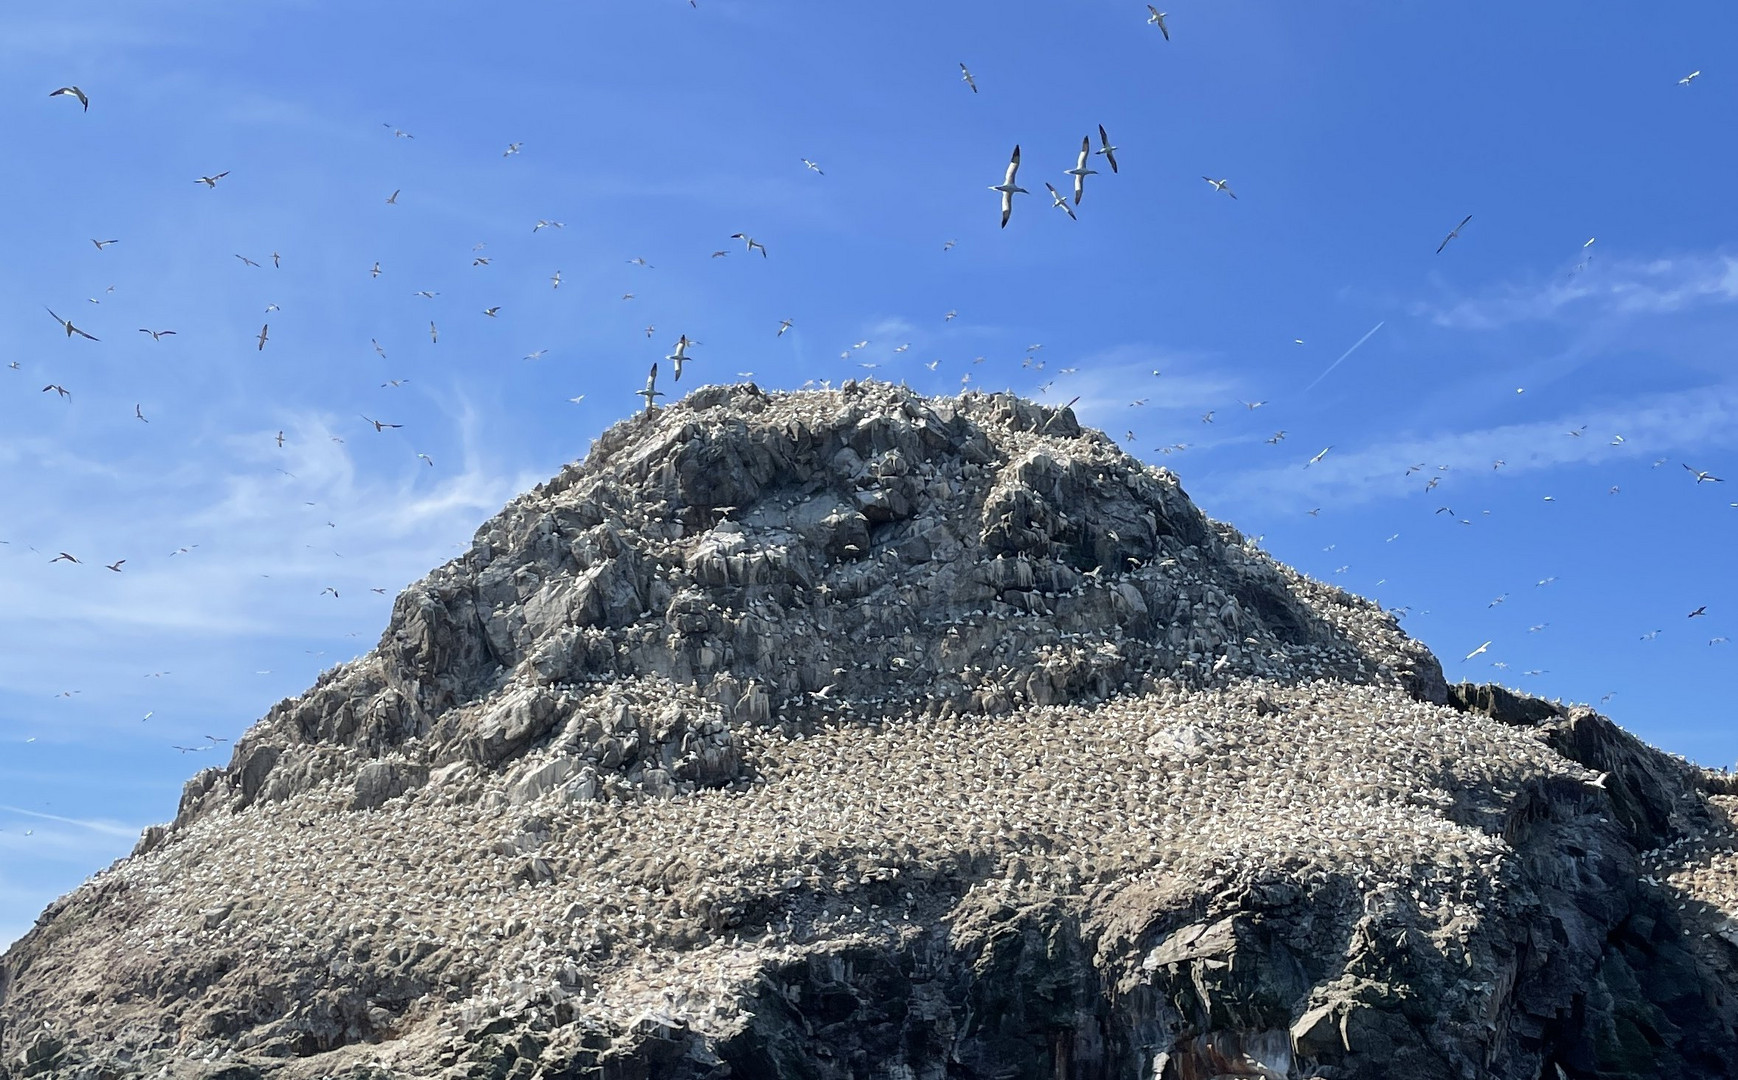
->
[3,1,1735,948]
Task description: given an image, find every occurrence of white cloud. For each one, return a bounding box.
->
[1415,253,1738,331]
[1208,382,1738,513]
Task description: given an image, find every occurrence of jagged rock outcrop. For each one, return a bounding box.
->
[2,383,1734,1079]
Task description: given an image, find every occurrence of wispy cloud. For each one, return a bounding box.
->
[1209,382,1738,513]
[1415,253,1738,331]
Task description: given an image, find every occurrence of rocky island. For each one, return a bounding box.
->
[4,383,1736,1079]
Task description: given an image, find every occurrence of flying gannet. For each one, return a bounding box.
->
[991,145,1028,228]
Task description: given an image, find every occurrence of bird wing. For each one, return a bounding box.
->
[1005,145,1021,185]
[1000,191,1013,228]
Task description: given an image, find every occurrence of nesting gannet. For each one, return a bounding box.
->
[50,86,88,110]
[1043,182,1077,220]
[1435,215,1472,254]
[1065,135,1098,204]
[960,63,977,93]
[667,335,693,381]
[1146,6,1170,39]
[45,307,98,341]
[637,363,665,413]
[1202,177,1236,198]
[991,145,1028,228]
[1095,125,1119,173]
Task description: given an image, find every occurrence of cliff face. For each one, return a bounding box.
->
[3,383,1735,1080]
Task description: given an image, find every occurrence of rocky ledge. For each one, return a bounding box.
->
[3,383,1735,1079]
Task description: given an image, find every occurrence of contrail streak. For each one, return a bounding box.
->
[0,803,141,838]
[1303,321,1384,392]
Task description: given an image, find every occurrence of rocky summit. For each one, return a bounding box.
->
[5,382,1738,1080]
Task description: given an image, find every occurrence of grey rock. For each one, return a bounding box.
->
[2,385,1732,1080]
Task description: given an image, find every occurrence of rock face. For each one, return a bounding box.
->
[3,382,1736,1079]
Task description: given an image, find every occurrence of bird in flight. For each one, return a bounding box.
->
[777,319,793,337]
[275,431,284,447]
[1680,70,1702,86]
[637,363,665,413]
[802,159,824,175]
[1202,177,1236,199]
[1689,605,1708,618]
[1305,446,1333,467]
[533,219,563,232]
[105,559,125,572]
[960,63,978,93]
[628,257,653,269]
[551,271,562,289]
[1095,125,1119,174]
[1146,6,1170,39]
[50,85,89,110]
[1464,640,1492,661]
[1043,182,1078,220]
[386,189,400,204]
[667,335,693,381]
[138,328,175,341]
[361,416,402,432]
[45,307,98,340]
[1685,464,1725,483]
[257,324,269,351]
[429,321,438,343]
[1436,215,1473,254]
[1066,135,1098,204]
[731,233,767,257]
[503,142,522,156]
[482,306,501,317]
[991,145,1027,228]
[195,171,230,188]
[134,404,147,423]
[50,552,79,564]
[91,238,118,250]
[236,254,261,268]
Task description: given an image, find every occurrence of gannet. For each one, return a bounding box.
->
[991,145,1027,228]
[667,335,693,381]
[637,363,665,413]
[1436,214,1472,254]
[1095,124,1119,173]
[1065,135,1098,204]
[50,86,88,110]
[1202,176,1236,198]
[1146,6,1170,39]
[1043,182,1077,220]
[960,63,977,93]
[45,307,98,341]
